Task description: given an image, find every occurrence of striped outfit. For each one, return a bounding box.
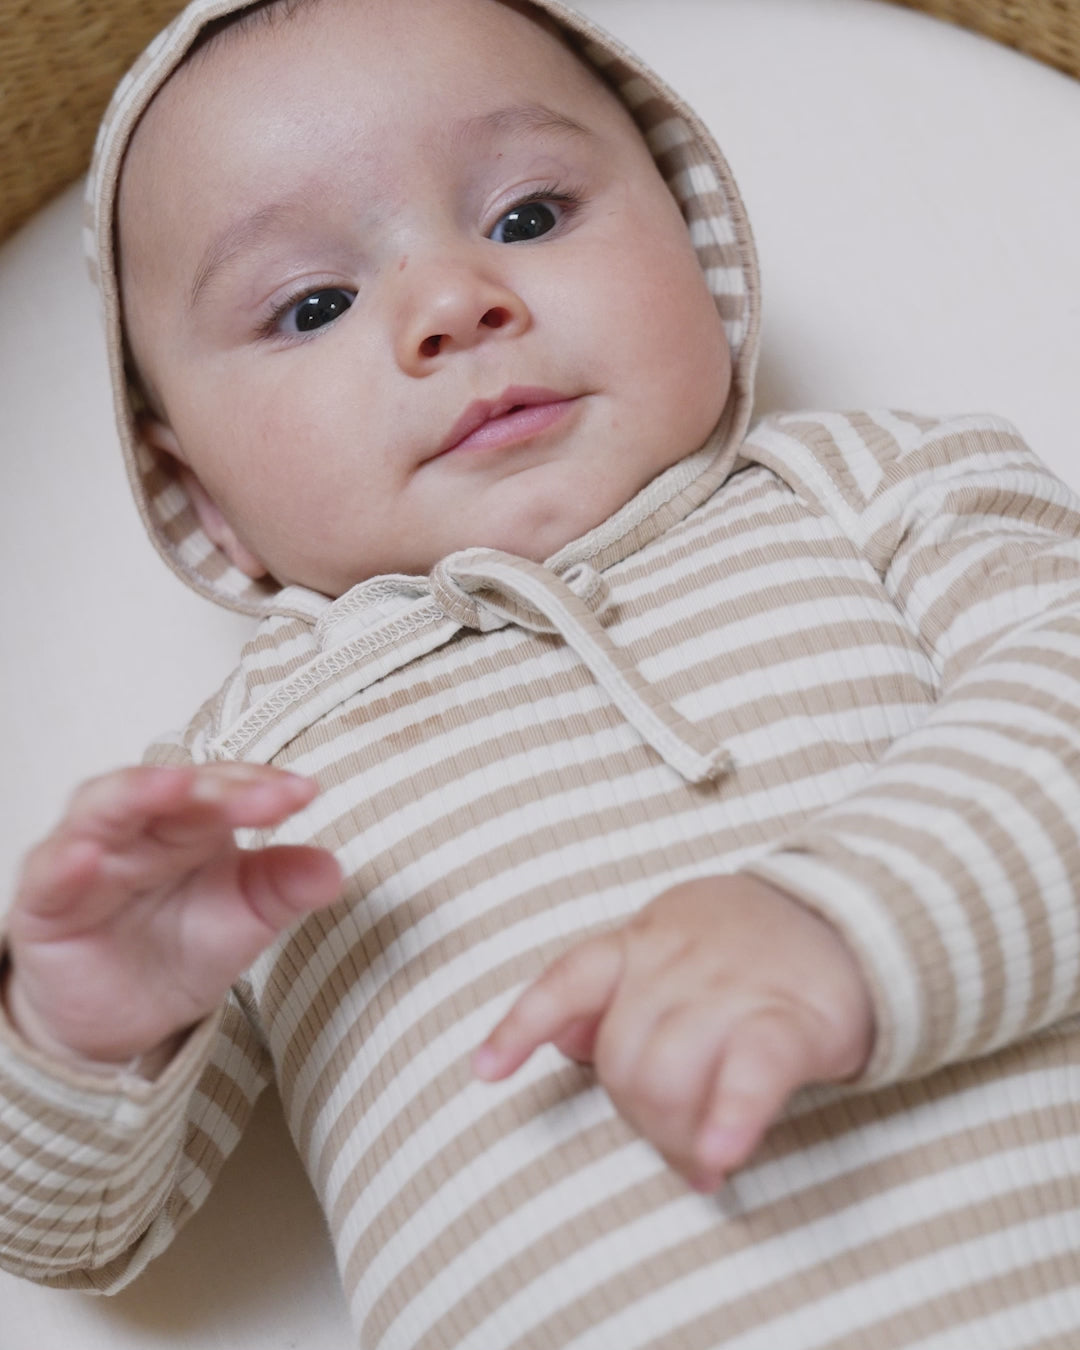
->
[3,1,1080,1345]
[4,406,1080,1345]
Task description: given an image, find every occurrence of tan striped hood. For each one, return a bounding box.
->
[86,0,760,617]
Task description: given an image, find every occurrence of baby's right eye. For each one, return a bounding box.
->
[275,286,356,335]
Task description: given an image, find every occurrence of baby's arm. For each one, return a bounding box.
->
[0,761,341,1285]
[475,874,873,1192]
[480,412,1080,1189]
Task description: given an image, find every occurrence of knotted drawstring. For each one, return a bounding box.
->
[428,548,731,785]
[226,548,736,773]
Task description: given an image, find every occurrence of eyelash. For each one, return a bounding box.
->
[493,180,586,234]
[256,180,587,340]
[258,281,351,341]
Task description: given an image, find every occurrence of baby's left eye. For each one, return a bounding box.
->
[489,199,565,244]
[276,286,356,335]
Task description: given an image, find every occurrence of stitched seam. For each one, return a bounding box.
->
[212,606,447,759]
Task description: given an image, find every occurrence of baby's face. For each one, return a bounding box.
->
[119,0,731,596]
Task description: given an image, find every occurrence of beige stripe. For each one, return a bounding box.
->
[764,416,890,518]
[269,737,907,1091]
[276,740,894,1139]
[920,564,1080,678]
[810,732,1080,1038]
[808,1249,1080,1350]
[614,552,895,640]
[295,602,924,806]
[855,769,1055,1038]
[332,990,1073,1298]
[609,468,819,585]
[1012,1334,1080,1350]
[0,1112,206,1257]
[377,1095,1080,1349]
[298,687,903,892]
[904,546,1080,650]
[515,1124,1080,1350]
[338,1062,617,1295]
[756,833,953,1076]
[796,797,1006,1050]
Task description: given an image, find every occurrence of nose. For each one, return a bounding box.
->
[392,254,531,375]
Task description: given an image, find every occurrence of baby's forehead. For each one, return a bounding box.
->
[180,0,586,81]
[116,0,648,338]
[121,0,635,221]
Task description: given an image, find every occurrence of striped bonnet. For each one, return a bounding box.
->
[86,0,761,616]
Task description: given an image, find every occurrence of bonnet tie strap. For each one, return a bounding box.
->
[429,548,730,785]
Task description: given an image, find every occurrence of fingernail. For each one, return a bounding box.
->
[691,1172,723,1195]
[698,1125,744,1169]
[189,776,230,803]
[471,1046,500,1079]
[211,763,266,781]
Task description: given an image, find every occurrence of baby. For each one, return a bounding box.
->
[3,0,1080,1345]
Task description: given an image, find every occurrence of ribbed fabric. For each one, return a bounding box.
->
[3,408,1080,1346]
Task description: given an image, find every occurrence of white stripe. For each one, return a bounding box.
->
[866,409,936,450]
[689,215,735,247]
[671,162,723,200]
[907,1286,1080,1350]
[288,790,825,1148]
[574,1182,1080,1350]
[349,1047,1080,1338]
[444,1113,1080,1350]
[667,646,932,732]
[802,411,887,501]
[611,497,864,622]
[938,586,1080,667]
[357,1097,640,1335]
[893,527,1080,633]
[637,592,919,685]
[703,265,745,294]
[644,117,692,153]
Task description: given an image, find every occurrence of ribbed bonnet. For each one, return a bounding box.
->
[86,0,761,616]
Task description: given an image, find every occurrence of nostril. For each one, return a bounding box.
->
[420,334,443,357]
[480,307,509,330]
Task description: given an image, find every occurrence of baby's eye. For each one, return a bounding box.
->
[489,198,564,244]
[278,286,355,335]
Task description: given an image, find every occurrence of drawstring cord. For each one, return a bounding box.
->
[427,549,731,785]
[220,547,734,774]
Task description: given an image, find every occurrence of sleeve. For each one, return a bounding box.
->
[0,717,272,1292]
[740,410,1080,1087]
[0,983,271,1291]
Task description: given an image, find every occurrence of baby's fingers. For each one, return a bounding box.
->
[15,765,319,927]
[175,844,344,989]
[14,766,191,918]
[64,764,317,846]
[473,936,623,1081]
[235,844,343,930]
[693,1008,815,1190]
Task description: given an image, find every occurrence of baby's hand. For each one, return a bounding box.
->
[3,764,341,1075]
[473,876,873,1191]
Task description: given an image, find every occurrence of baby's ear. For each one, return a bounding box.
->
[137,414,270,580]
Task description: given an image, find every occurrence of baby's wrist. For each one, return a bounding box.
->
[0,957,185,1080]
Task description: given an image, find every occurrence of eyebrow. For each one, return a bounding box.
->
[449,102,594,150]
[188,201,300,312]
[187,103,594,311]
